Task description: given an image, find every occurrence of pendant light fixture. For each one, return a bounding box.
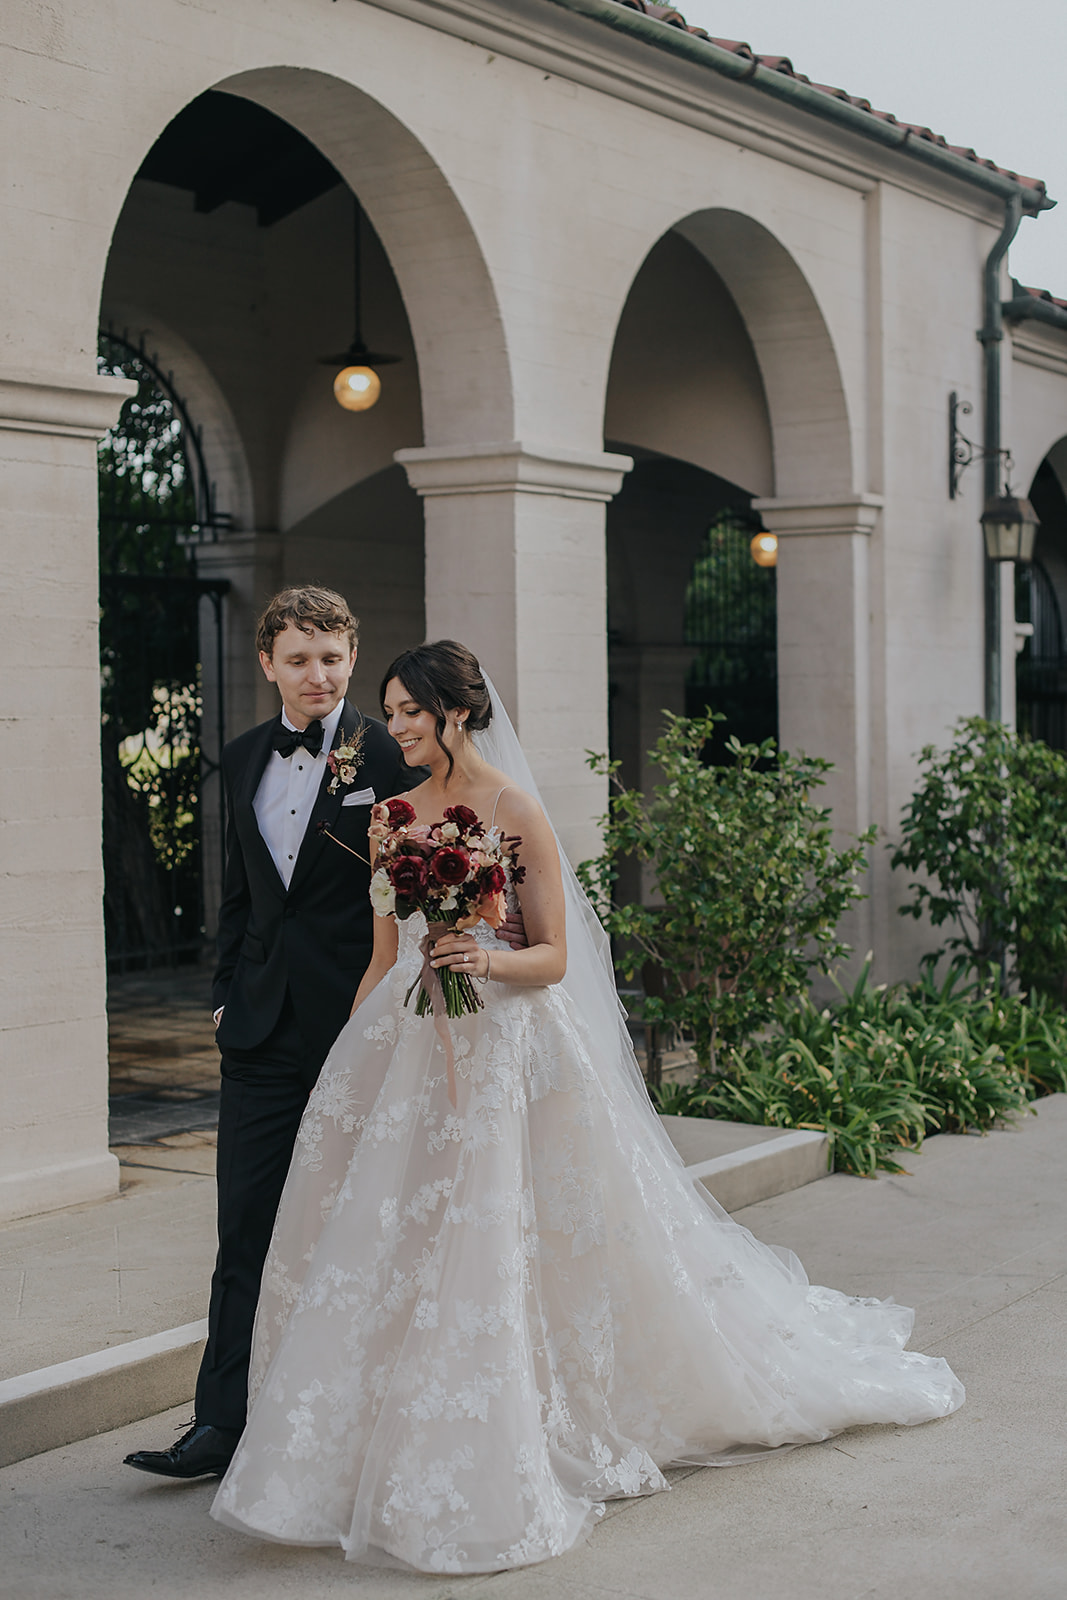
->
[749,532,778,568]
[319,196,400,411]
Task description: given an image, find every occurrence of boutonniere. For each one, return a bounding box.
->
[326,720,367,795]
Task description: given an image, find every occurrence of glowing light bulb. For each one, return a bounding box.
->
[750,532,778,569]
[333,365,381,411]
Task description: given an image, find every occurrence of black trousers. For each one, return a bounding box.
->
[195,993,325,1433]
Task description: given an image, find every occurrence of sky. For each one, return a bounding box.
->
[677,0,1067,294]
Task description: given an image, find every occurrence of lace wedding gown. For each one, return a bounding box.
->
[211,892,964,1574]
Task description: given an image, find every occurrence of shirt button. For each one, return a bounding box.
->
[298,764,303,771]
[288,853,294,860]
[290,809,296,815]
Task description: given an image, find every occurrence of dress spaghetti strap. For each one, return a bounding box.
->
[490,786,515,828]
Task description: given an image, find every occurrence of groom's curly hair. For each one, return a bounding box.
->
[256,586,359,658]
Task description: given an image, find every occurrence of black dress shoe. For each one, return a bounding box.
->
[124,1421,240,1479]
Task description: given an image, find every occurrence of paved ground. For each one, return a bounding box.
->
[4,1097,1066,1600]
[107,962,219,1102]
[0,1131,217,1381]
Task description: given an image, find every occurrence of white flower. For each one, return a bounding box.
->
[370,869,396,915]
[440,821,460,841]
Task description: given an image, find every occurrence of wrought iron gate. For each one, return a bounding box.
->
[97,329,230,969]
[683,510,778,755]
[1016,560,1067,750]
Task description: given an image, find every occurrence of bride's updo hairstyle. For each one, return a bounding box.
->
[380,640,493,781]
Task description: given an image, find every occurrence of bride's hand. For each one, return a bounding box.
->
[430,931,489,978]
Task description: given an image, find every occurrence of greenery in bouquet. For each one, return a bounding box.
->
[368,797,524,1019]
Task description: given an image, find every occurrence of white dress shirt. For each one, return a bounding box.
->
[253,701,344,890]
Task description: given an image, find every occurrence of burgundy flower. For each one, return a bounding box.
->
[388,855,428,897]
[479,862,507,896]
[429,846,471,886]
[443,804,481,831]
[384,797,417,827]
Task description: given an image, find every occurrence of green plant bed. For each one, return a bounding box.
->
[654,962,1067,1177]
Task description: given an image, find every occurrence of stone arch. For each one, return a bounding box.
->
[670,208,854,499]
[214,66,513,447]
[604,228,773,495]
[97,305,255,531]
[91,66,512,450]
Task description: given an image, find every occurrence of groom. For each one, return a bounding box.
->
[125,585,417,1479]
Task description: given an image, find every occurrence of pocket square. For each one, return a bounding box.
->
[342,787,376,807]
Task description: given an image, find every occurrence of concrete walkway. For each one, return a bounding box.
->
[3,1097,1065,1600]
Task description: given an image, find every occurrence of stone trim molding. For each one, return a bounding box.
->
[0,369,136,440]
[395,441,634,501]
[752,492,884,537]
[194,531,283,567]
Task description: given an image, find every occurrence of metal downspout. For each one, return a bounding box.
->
[980,193,1023,722]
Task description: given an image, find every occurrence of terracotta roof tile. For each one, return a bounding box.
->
[1017,283,1067,313]
[603,0,1048,202]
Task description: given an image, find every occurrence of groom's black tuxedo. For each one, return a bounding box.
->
[196,698,413,1434]
[212,701,409,1066]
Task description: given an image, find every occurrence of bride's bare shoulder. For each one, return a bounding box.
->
[490,782,549,834]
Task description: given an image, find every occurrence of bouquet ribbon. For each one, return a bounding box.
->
[419,922,457,1108]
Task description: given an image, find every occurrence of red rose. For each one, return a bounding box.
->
[429,846,471,886]
[479,862,507,896]
[384,797,417,827]
[443,804,481,831]
[388,855,428,897]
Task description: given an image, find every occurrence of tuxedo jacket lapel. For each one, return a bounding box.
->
[237,717,288,899]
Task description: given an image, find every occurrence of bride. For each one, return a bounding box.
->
[211,640,963,1573]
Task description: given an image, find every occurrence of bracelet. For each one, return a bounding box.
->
[475,949,491,985]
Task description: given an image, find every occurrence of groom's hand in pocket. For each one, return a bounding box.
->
[496,910,527,950]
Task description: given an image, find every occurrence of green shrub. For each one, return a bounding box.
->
[658,962,1067,1177]
[579,713,873,1073]
[892,717,1067,995]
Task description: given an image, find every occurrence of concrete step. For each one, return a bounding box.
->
[659,1114,831,1212]
[0,1116,828,1468]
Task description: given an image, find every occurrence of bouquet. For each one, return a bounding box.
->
[368,797,524,1021]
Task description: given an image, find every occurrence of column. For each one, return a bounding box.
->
[396,442,632,866]
[0,368,134,1222]
[194,530,282,937]
[753,492,883,955]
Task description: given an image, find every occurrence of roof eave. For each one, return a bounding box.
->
[544,0,1054,216]
[1005,282,1067,334]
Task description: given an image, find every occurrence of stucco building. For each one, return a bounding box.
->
[4,0,1067,1224]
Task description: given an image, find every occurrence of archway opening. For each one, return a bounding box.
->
[603,227,777,796]
[99,87,429,1140]
[1017,452,1067,747]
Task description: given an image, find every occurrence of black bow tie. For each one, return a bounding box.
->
[271,720,324,759]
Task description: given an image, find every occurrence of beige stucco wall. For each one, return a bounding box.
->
[2,0,1065,1221]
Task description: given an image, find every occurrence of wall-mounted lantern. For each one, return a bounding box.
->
[949,391,1037,564]
[980,495,1039,563]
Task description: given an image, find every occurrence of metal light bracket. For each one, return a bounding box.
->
[949,391,1013,499]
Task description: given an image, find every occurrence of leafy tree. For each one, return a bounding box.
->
[891,717,1067,995]
[579,712,874,1074]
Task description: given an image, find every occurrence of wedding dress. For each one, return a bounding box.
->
[211,692,964,1575]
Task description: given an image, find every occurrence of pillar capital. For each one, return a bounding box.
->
[0,368,136,440]
[752,493,884,537]
[395,440,633,502]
